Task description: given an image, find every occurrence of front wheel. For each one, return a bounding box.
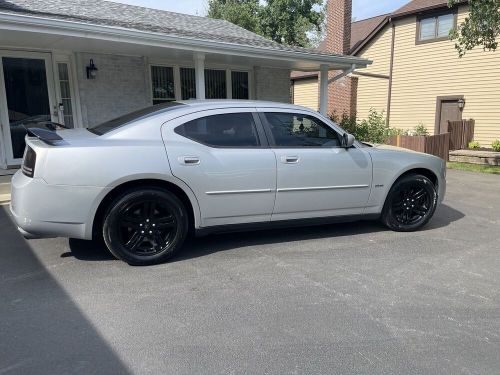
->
[381,174,438,232]
[103,188,188,265]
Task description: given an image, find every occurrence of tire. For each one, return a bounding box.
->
[103,188,188,265]
[381,174,438,232]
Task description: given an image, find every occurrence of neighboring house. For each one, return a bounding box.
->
[292,0,500,146]
[0,0,368,170]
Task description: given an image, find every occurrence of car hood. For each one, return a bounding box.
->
[364,143,423,154]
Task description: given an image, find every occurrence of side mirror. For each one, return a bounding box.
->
[342,133,355,148]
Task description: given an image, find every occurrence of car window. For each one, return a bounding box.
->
[89,102,184,135]
[175,113,259,147]
[263,112,341,147]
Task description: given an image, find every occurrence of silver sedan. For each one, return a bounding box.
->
[11,101,446,265]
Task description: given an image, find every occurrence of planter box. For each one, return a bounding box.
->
[386,133,450,160]
[449,149,500,166]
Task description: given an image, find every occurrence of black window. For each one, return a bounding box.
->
[263,112,341,147]
[175,113,259,147]
[89,102,183,135]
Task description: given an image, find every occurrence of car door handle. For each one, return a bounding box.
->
[281,156,300,164]
[179,156,200,165]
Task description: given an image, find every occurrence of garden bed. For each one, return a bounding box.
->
[449,149,500,166]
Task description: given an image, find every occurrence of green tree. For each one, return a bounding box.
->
[207,0,324,48]
[448,0,500,57]
[207,0,260,34]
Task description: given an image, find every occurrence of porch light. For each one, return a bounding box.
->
[458,98,465,110]
[86,59,98,79]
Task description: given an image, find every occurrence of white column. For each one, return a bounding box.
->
[194,53,205,100]
[319,64,329,116]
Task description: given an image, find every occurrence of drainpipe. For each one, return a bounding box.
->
[328,63,357,84]
[387,20,396,124]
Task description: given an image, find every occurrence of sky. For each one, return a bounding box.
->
[106,0,409,21]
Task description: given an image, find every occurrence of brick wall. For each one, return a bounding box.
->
[325,0,356,118]
[255,67,291,103]
[75,53,150,127]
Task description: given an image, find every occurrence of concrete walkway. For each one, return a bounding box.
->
[0,175,12,204]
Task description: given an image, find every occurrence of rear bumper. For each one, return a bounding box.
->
[10,171,107,240]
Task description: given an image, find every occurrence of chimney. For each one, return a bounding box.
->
[325,0,352,55]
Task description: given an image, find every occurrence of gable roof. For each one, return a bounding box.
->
[392,0,449,18]
[0,0,358,58]
[350,14,389,54]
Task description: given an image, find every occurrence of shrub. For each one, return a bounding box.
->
[492,140,500,152]
[468,141,480,149]
[413,123,429,136]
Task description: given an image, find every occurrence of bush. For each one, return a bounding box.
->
[492,140,500,152]
[331,109,390,144]
[468,141,480,149]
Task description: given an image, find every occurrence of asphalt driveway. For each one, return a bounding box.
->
[1,169,499,374]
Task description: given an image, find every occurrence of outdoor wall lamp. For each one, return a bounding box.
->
[458,98,465,110]
[86,59,98,79]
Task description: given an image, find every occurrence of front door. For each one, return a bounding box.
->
[258,109,372,221]
[437,98,462,134]
[0,51,57,166]
[163,109,277,227]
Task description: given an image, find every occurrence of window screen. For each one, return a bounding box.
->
[205,69,227,99]
[151,66,175,104]
[175,113,259,147]
[180,67,196,100]
[263,112,341,147]
[437,14,454,37]
[231,71,249,99]
[419,18,436,40]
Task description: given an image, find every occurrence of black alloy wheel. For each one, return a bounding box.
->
[103,188,188,265]
[382,174,438,232]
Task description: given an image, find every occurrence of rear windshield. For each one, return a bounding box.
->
[88,102,184,135]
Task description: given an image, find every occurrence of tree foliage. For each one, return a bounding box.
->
[448,0,500,57]
[207,0,324,47]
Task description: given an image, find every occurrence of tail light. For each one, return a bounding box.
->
[22,146,36,178]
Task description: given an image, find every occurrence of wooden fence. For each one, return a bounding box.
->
[448,119,475,150]
[387,133,450,160]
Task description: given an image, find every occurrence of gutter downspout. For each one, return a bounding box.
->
[328,63,357,84]
[387,20,396,124]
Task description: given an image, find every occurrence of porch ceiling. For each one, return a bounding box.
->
[0,13,371,72]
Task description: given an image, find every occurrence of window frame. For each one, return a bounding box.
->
[174,111,268,149]
[148,63,253,103]
[258,111,344,149]
[416,9,458,45]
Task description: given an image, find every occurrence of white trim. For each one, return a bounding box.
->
[194,53,205,100]
[0,12,371,70]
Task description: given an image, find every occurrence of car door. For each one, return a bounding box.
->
[162,108,277,227]
[258,108,372,221]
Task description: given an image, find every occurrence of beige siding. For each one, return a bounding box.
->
[389,5,500,145]
[293,78,319,111]
[354,24,391,120]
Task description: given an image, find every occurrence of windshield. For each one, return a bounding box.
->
[88,102,184,135]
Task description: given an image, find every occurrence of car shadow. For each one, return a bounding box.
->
[0,206,130,374]
[66,203,464,263]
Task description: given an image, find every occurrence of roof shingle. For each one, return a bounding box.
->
[0,0,347,56]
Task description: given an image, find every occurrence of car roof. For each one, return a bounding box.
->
[178,99,314,112]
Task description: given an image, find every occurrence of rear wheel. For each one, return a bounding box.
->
[103,188,188,265]
[381,174,437,232]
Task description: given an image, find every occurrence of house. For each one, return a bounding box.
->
[0,0,369,170]
[291,0,500,146]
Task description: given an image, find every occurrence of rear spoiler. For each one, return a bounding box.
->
[26,128,64,145]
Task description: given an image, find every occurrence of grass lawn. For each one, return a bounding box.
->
[447,162,500,175]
